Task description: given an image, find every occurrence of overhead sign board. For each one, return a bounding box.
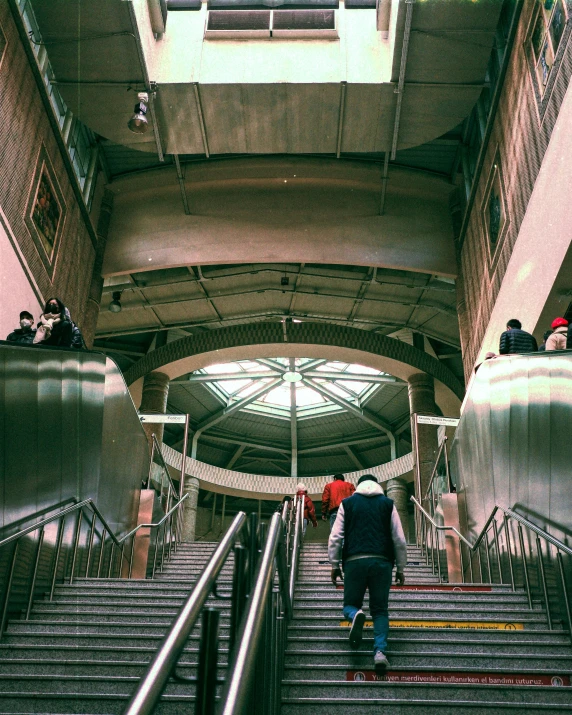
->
[139,414,187,424]
[416,415,460,427]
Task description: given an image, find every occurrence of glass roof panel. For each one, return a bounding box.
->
[192,358,392,419]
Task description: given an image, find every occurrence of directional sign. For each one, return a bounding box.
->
[416,415,460,427]
[139,414,187,424]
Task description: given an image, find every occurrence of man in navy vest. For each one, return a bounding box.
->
[328,474,407,673]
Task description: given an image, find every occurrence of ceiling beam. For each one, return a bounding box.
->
[344,445,363,470]
[97,287,457,318]
[226,444,245,469]
[256,358,287,372]
[187,371,279,382]
[303,377,397,459]
[173,154,191,215]
[298,434,388,454]
[95,312,460,348]
[190,377,282,458]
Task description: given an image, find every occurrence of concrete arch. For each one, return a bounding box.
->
[125,322,463,414]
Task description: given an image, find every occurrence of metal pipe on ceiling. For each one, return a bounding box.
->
[390,0,415,161]
[336,81,347,159]
[193,83,210,158]
[173,154,191,215]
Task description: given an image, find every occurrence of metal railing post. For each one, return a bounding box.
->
[536,535,553,630]
[69,510,83,584]
[556,552,572,636]
[503,515,515,591]
[25,527,45,620]
[97,530,107,578]
[492,519,502,584]
[0,541,19,639]
[85,515,97,577]
[517,523,532,609]
[195,608,220,715]
[50,518,66,600]
[229,545,248,654]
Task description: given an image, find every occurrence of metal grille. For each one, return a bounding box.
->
[272,9,335,30]
[207,9,271,30]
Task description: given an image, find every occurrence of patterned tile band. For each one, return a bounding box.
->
[161,443,414,498]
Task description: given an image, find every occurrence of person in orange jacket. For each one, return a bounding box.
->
[322,474,355,529]
[296,483,318,536]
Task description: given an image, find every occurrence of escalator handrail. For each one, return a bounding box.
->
[122,511,248,715]
[411,496,572,557]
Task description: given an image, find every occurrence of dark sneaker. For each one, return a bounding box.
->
[374,650,390,674]
[349,610,366,649]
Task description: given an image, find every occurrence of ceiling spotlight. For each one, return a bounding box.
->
[281,276,290,287]
[128,92,149,134]
[109,291,123,313]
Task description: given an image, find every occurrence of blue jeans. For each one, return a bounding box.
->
[329,510,338,529]
[342,557,392,654]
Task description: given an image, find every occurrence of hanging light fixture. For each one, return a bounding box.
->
[108,291,123,313]
[127,92,149,134]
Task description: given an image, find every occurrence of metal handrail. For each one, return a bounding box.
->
[411,497,572,557]
[122,511,248,715]
[288,496,303,603]
[117,493,190,544]
[0,498,126,552]
[219,511,293,715]
[423,437,448,501]
[151,434,179,497]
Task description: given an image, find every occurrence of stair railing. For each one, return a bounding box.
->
[218,507,295,715]
[411,497,572,637]
[122,511,250,715]
[0,492,190,639]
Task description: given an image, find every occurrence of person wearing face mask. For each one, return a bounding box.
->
[6,311,36,345]
[33,298,75,348]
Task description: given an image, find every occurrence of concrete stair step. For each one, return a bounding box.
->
[0,659,226,677]
[6,622,231,637]
[22,612,232,625]
[293,594,532,605]
[0,672,221,696]
[293,583,517,593]
[280,680,572,705]
[285,638,572,654]
[0,632,227,648]
[290,611,548,624]
[283,652,572,669]
[0,643,227,662]
[287,627,569,642]
[280,698,570,714]
[0,693,202,714]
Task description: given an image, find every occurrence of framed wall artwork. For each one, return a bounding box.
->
[481,150,510,275]
[25,145,67,278]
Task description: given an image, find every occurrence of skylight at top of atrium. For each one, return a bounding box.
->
[192,358,394,420]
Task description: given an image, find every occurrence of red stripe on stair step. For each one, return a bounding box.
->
[346,671,571,686]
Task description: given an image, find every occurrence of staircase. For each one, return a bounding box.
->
[0,542,231,714]
[281,542,572,714]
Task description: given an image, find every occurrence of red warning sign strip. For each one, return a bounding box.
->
[346,670,571,687]
[336,585,493,592]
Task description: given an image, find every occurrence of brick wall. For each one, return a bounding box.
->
[0,2,97,330]
[457,0,572,380]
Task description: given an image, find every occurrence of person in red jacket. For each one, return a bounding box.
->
[322,474,355,529]
[296,483,318,536]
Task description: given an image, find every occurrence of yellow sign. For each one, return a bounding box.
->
[340,620,524,631]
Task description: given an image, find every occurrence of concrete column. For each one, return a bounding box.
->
[408,373,439,504]
[139,371,170,451]
[181,477,200,542]
[385,477,410,543]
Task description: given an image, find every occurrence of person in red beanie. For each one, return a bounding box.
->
[545,317,569,351]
